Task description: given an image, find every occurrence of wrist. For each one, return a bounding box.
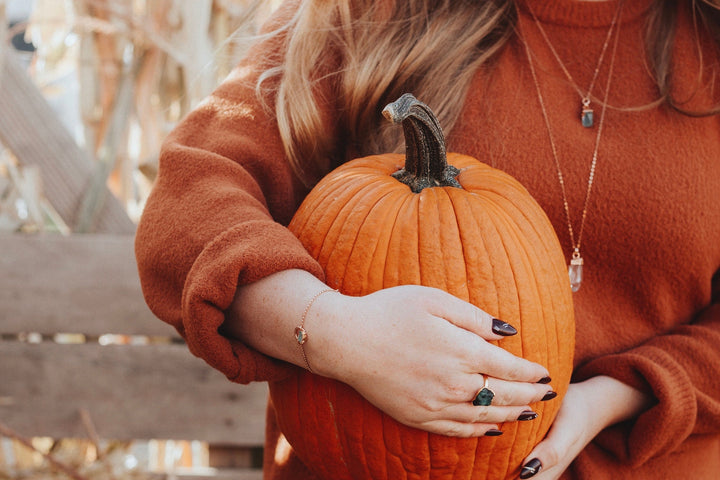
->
[299,288,351,380]
[582,375,653,430]
[295,288,338,373]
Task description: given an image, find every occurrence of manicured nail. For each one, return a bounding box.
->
[520,458,542,478]
[537,376,552,384]
[484,429,504,437]
[518,410,538,421]
[492,318,517,336]
[541,391,557,401]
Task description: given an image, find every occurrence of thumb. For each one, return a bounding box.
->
[518,402,587,479]
[518,431,565,479]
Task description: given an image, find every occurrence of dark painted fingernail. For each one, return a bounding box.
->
[484,429,504,436]
[520,458,542,478]
[492,318,517,336]
[537,376,552,384]
[518,410,538,421]
[541,391,557,401]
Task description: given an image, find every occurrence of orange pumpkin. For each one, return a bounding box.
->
[270,94,574,479]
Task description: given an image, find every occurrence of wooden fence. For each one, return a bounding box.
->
[0,233,268,479]
[0,27,269,480]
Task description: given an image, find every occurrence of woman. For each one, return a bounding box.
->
[135,0,720,478]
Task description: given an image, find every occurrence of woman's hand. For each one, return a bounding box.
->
[518,376,653,479]
[228,270,554,438]
[308,284,554,437]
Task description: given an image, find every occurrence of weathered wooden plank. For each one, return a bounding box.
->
[172,471,263,480]
[0,233,176,337]
[0,51,135,234]
[209,445,263,469]
[0,342,268,445]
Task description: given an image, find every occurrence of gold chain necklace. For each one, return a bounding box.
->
[520,2,624,292]
[526,2,623,128]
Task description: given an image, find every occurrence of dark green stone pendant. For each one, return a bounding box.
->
[581,100,594,128]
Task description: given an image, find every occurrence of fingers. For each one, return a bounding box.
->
[518,386,587,479]
[448,403,537,425]
[416,390,555,438]
[418,289,553,384]
[439,374,554,409]
[421,288,551,383]
[425,288,512,340]
[419,420,503,438]
[477,376,555,406]
[469,341,551,383]
[438,376,556,424]
[405,372,557,433]
[519,437,562,479]
[353,286,557,440]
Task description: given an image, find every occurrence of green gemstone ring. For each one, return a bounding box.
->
[473,376,495,407]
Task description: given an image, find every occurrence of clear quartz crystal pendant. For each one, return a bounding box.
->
[568,250,584,292]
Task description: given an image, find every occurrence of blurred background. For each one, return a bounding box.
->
[2,0,280,233]
[0,1,279,479]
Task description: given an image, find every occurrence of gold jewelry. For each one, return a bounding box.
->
[526,1,623,128]
[520,1,625,292]
[295,288,337,372]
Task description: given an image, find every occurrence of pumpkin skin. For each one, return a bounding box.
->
[270,95,575,479]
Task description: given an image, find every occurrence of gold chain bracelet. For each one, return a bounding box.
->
[294,288,337,373]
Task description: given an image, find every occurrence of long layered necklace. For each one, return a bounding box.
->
[526,1,623,128]
[520,1,625,292]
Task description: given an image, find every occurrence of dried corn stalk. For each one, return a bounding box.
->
[6,0,276,229]
[0,150,58,233]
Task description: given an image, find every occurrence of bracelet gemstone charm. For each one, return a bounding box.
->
[295,326,308,345]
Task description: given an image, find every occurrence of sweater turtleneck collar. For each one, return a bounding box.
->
[516,0,655,28]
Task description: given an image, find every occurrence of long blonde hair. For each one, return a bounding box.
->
[256,0,720,187]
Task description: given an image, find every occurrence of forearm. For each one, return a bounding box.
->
[584,375,654,432]
[224,269,339,375]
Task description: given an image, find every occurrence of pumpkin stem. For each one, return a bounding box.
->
[383,93,461,193]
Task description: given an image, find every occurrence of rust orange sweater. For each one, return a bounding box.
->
[135,0,720,478]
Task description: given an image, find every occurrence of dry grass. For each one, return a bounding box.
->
[0,419,167,480]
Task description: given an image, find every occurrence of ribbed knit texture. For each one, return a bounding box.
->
[135,0,720,478]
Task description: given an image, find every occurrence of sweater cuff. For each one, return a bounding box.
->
[181,220,325,384]
[575,345,696,465]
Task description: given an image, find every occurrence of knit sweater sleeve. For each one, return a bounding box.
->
[574,272,720,465]
[134,3,330,384]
